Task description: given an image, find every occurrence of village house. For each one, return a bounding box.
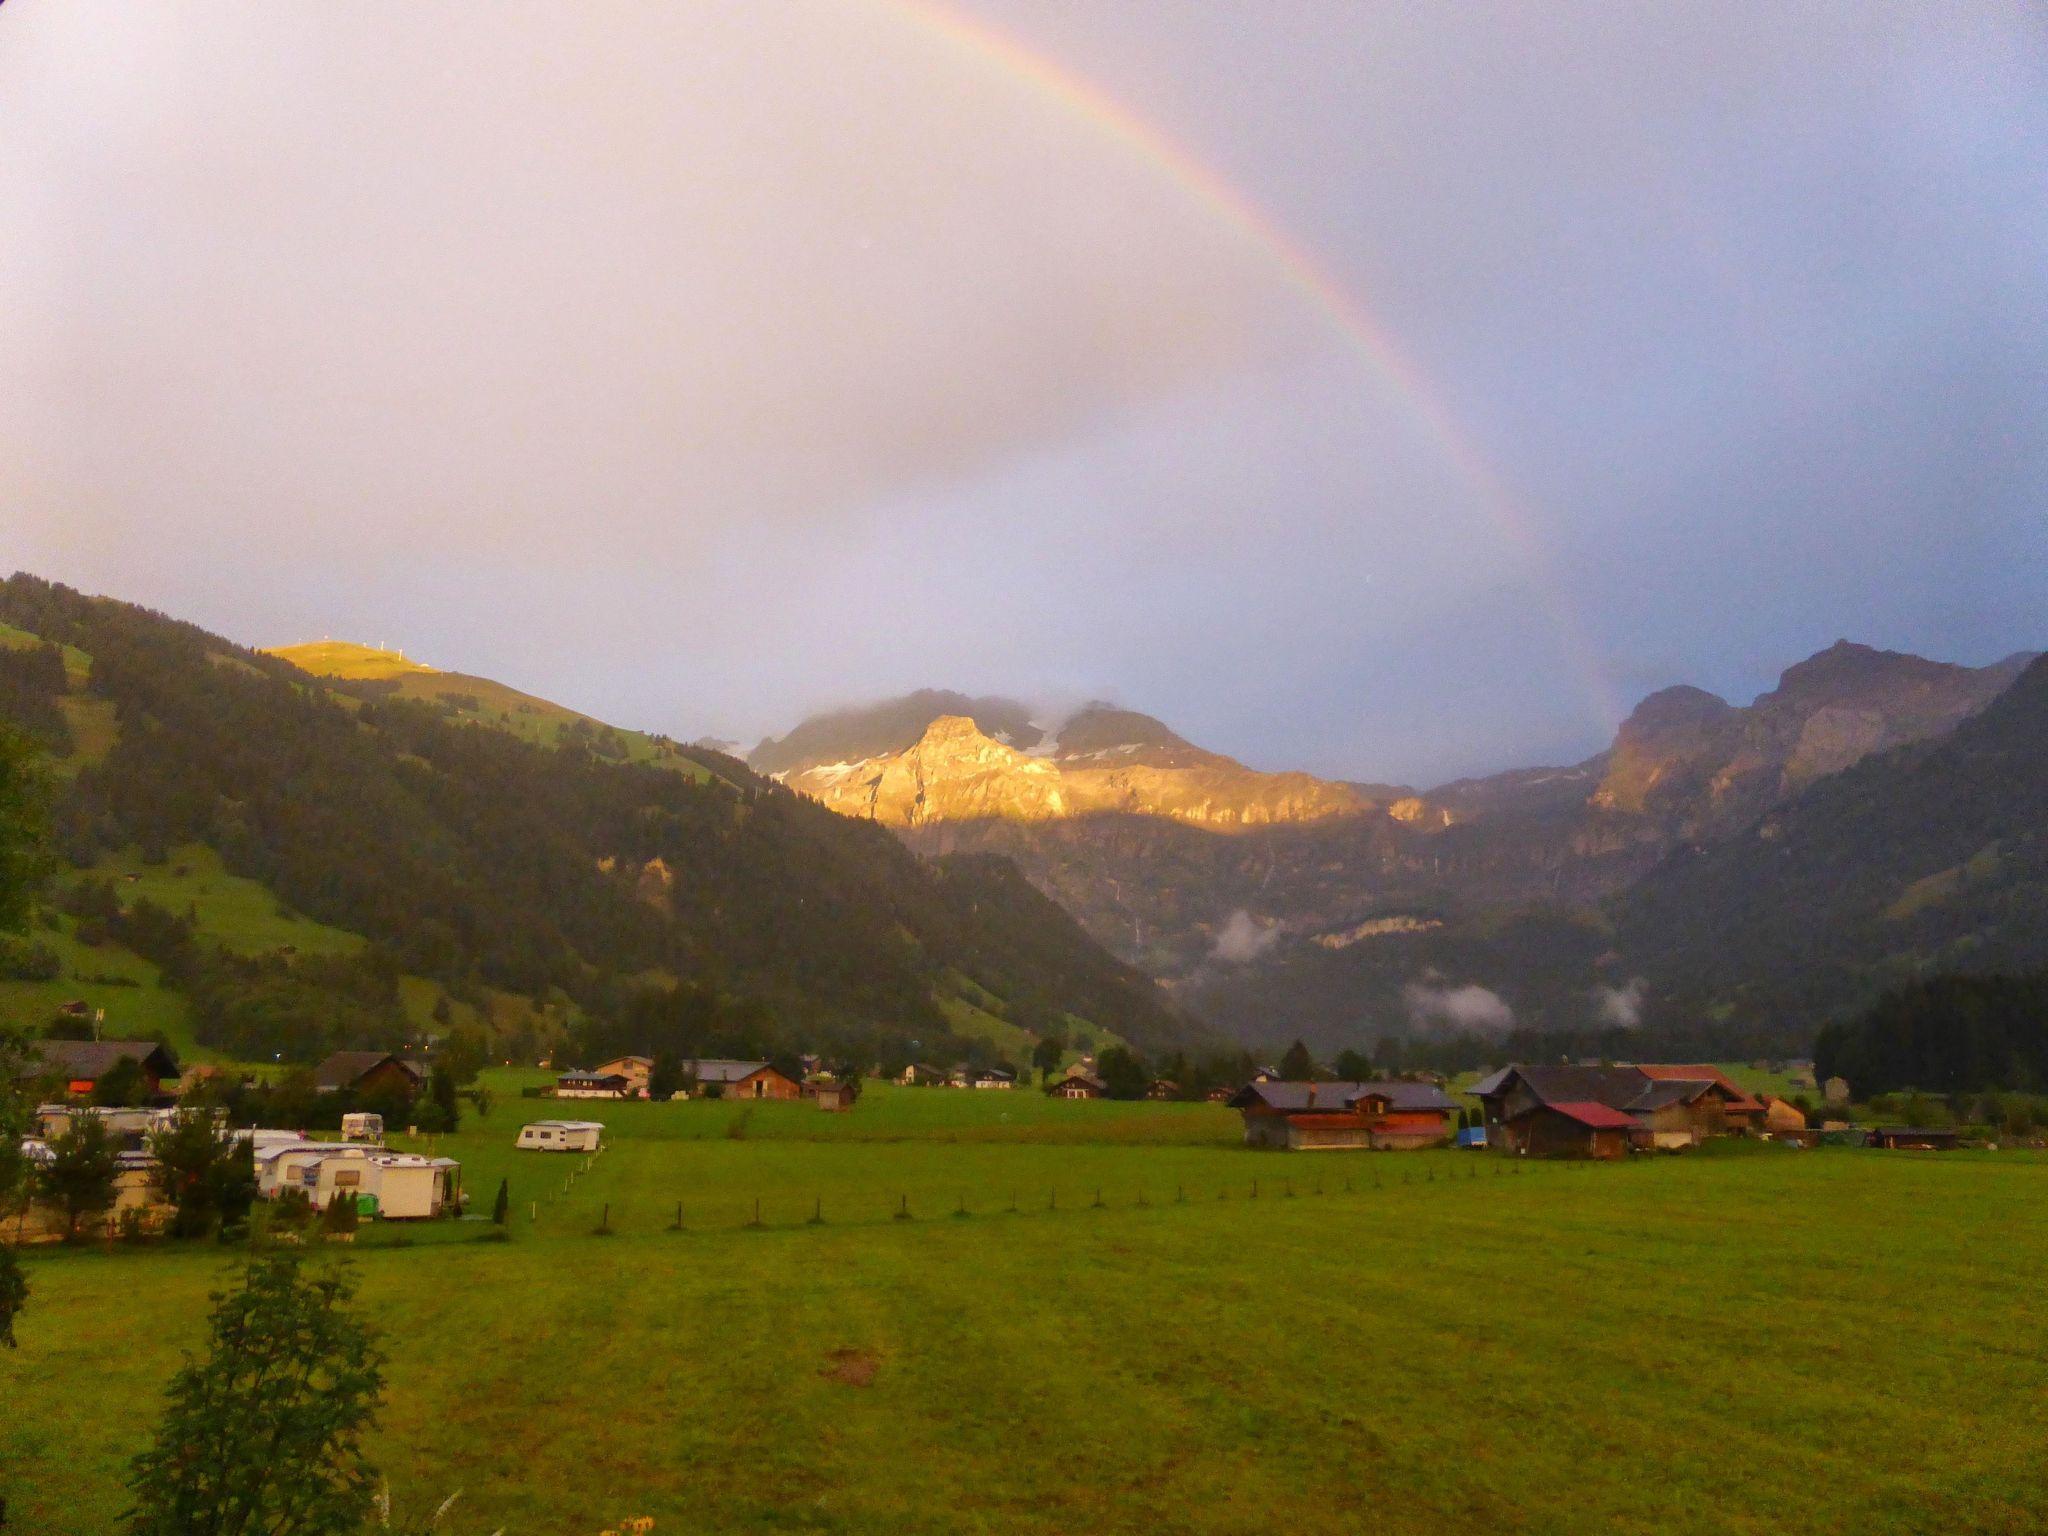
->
[29,1039,180,1101]
[900,1063,948,1087]
[1227,1080,1458,1150]
[1145,1079,1181,1101]
[687,1059,800,1100]
[970,1068,1015,1090]
[1045,1068,1105,1100]
[555,1069,633,1099]
[313,1050,427,1097]
[1634,1064,1766,1134]
[590,1055,654,1097]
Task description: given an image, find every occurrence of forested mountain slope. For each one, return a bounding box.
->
[1614,653,2048,1030]
[0,575,1194,1066]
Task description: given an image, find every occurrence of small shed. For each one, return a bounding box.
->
[814,1082,858,1112]
[1868,1126,1960,1151]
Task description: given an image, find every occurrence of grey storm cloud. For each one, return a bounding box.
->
[4,1,2043,785]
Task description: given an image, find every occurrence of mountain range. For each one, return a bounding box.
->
[750,641,2043,1050]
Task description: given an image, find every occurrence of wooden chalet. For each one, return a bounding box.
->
[687,1059,800,1101]
[1145,1079,1181,1101]
[313,1051,427,1097]
[1045,1068,1105,1100]
[1515,1100,1637,1159]
[1634,1064,1765,1133]
[900,1063,948,1087]
[30,1039,180,1101]
[556,1070,633,1099]
[590,1055,654,1097]
[813,1080,858,1112]
[1227,1080,1458,1151]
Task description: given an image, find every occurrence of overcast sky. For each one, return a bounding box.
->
[4,1,2044,784]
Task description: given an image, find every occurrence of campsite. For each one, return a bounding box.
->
[6,1074,2046,1536]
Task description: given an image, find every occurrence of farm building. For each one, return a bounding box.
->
[814,1081,858,1112]
[1473,1063,1771,1155]
[1762,1096,1808,1135]
[1228,1081,1458,1150]
[517,1120,605,1151]
[1510,1100,1638,1159]
[687,1060,800,1100]
[1634,1065,1766,1133]
[900,1063,948,1086]
[1044,1068,1105,1100]
[590,1056,654,1097]
[1146,1079,1181,1101]
[1868,1126,1961,1150]
[970,1068,1015,1090]
[313,1051,426,1097]
[29,1039,180,1101]
[556,1070,633,1099]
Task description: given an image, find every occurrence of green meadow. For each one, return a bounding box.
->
[5,1084,2047,1535]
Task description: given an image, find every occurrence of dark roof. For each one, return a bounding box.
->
[1633,1064,1764,1112]
[558,1071,629,1086]
[1466,1067,1513,1098]
[313,1051,423,1090]
[1049,1069,1106,1089]
[1228,1080,1457,1114]
[1489,1065,1651,1112]
[687,1059,777,1085]
[32,1039,180,1082]
[1626,1078,1718,1112]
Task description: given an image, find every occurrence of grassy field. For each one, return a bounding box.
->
[5,1084,2047,1535]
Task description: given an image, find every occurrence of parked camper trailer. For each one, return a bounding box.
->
[516,1120,604,1152]
[340,1112,385,1145]
[366,1153,462,1218]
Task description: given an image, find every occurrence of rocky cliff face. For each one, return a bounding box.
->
[773,706,1373,831]
[752,645,2035,1025]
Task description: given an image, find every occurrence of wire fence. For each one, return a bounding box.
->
[512,1153,1560,1241]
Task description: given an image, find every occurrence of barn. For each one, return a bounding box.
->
[1228,1081,1457,1150]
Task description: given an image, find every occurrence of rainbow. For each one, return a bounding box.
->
[871,0,1625,728]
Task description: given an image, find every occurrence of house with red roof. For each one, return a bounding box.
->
[1471,1062,1769,1157]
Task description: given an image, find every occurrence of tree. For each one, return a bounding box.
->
[1333,1048,1373,1082]
[125,1253,387,1536]
[415,1066,461,1134]
[491,1177,510,1227]
[1279,1039,1316,1081]
[647,1051,686,1102]
[91,1053,150,1108]
[1096,1045,1149,1101]
[0,728,49,1343]
[150,1114,253,1241]
[37,1112,119,1241]
[1030,1031,1065,1080]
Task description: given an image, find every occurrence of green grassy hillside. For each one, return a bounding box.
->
[0,575,1201,1069]
[266,640,717,781]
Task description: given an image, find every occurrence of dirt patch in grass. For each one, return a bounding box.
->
[820,1347,880,1387]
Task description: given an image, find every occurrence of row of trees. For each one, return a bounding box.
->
[1814,971,2048,1097]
